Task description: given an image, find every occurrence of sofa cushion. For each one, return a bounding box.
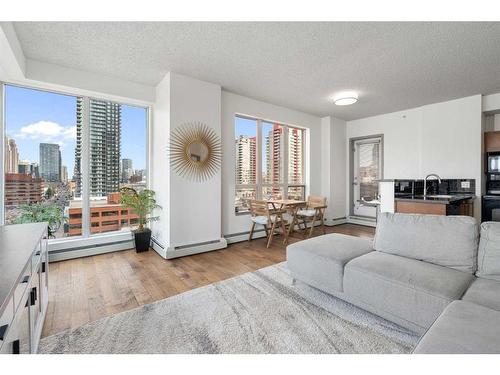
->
[477,222,500,281]
[413,301,500,353]
[461,277,500,311]
[373,212,478,273]
[286,233,373,294]
[344,251,474,329]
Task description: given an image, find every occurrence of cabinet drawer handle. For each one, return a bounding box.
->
[12,339,20,354]
[0,324,8,341]
[30,287,37,306]
[21,275,29,284]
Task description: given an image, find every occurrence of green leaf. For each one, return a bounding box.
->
[119,187,161,231]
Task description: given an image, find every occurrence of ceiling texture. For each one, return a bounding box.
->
[12,22,500,120]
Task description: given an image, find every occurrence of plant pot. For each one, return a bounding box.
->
[133,228,151,253]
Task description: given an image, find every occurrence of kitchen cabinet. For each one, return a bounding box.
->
[485,131,500,152]
[395,199,474,216]
[0,223,48,354]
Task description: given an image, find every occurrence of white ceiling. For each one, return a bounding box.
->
[12,22,500,120]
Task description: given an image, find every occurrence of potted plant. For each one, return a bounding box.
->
[13,203,64,238]
[120,187,161,252]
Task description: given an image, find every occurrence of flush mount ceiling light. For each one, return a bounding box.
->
[333,91,358,106]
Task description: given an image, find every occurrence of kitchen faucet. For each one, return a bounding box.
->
[424,174,442,199]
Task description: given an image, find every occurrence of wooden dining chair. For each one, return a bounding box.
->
[248,200,288,248]
[296,195,327,238]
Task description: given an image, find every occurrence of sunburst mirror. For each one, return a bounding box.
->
[168,121,222,182]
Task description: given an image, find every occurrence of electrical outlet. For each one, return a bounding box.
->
[461,181,470,189]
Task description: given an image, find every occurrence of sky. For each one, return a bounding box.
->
[5,85,147,178]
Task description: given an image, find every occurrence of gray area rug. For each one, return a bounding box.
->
[39,262,419,354]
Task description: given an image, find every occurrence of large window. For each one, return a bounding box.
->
[2,84,148,240]
[3,85,79,238]
[234,115,305,213]
[83,100,147,236]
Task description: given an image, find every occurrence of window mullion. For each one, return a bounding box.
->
[283,126,289,199]
[256,119,262,200]
[81,97,91,238]
[0,83,4,225]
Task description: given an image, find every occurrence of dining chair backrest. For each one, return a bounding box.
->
[307,195,327,208]
[249,199,270,217]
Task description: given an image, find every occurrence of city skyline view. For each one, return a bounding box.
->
[3,84,148,237]
[4,85,147,177]
[234,116,304,212]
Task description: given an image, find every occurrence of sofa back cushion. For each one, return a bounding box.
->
[373,212,478,273]
[477,222,500,281]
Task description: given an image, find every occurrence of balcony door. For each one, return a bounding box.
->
[352,136,382,218]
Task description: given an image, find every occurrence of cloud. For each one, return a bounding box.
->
[16,121,76,143]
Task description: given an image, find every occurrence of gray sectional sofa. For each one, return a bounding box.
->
[286,212,500,353]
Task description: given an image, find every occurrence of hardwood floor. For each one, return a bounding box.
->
[42,224,375,337]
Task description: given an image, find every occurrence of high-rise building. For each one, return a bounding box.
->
[5,173,43,207]
[31,162,40,178]
[74,98,121,197]
[235,135,256,185]
[5,137,19,173]
[61,165,68,183]
[121,158,133,182]
[263,125,303,199]
[39,143,61,182]
[18,160,31,175]
[265,125,283,190]
[288,128,303,184]
[74,98,83,197]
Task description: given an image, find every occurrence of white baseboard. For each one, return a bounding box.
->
[347,216,377,227]
[324,217,347,226]
[151,237,228,259]
[225,230,267,244]
[151,238,167,258]
[224,219,346,245]
[49,240,133,262]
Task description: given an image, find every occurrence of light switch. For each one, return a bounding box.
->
[461,181,470,189]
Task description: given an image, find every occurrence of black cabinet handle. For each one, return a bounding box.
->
[21,275,29,283]
[0,324,8,341]
[30,286,37,306]
[12,339,20,354]
[42,262,46,273]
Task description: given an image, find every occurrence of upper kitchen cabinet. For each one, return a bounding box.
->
[485,131,500,152]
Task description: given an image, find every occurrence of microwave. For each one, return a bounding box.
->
[488,152,500,173]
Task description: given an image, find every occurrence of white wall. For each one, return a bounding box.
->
[321,116,347,223]
[151,73,171,247]
[152,72,224,257]
[0,22,25,80]
[221,91,323,239]
[346,95,483,219]
[24,59,155,103]
[483,92,500,113]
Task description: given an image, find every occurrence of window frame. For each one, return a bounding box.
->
[0,81,151,251]
[234,114,306,214]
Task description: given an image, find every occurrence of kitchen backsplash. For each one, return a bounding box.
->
[394,179,475,196]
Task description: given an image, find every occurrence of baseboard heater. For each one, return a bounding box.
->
[151,236,228,259]
[48,238,134,262]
